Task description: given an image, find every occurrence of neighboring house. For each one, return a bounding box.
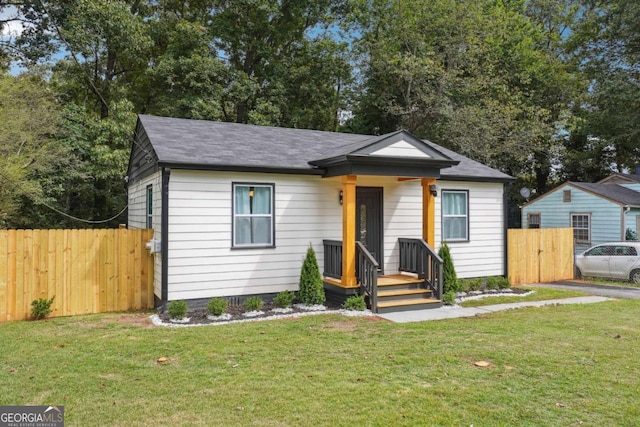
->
[521,173,640,254]
[127,115,513,313]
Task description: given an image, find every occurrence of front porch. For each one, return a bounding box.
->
[307,130,458,313]
[322,237,444,313]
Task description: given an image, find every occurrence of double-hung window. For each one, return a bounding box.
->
[146,185,153,229]
[527,213,541,229]
[571,213,590,244]
[442,190,469,241]
[232,183,275,247]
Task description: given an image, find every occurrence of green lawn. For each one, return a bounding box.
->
[459,286,587,308]
[583,277,640,288]
[2,300,639,426]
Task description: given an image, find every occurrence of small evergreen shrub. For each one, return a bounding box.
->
[438,242,459,293]
[485,276,501,290]
[207,297,228,316]
[467,278,483,291]
[626,228,638,241]
[342,295,366,311]
[299,244,326,305]
[442,290,456,305]
[273,291,295,308]
[496,276,511,289]
[167,300,188,319]
[243,296,264,311]
[31,296,55,320]
[458,278,469,292]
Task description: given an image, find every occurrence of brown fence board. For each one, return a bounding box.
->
[0,229,154,322]
[508,228,574,285]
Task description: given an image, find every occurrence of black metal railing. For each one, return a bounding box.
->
[398,238,443,299]
[356,241,379,312]
[322,240,342,279]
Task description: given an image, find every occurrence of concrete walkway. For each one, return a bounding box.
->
[378,296,613,323]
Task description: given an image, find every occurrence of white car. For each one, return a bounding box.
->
[575,242,640,284]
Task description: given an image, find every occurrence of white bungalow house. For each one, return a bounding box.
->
[127,115,513,313]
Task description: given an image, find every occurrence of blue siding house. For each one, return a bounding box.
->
[522,173,640,254]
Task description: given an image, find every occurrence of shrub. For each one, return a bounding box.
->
[442,290,456,305]
[485,276,500,290]
[31,296,55,320]
[438,242,458,293]
[626,228,638,241]
[342,295,366,311]
[207,297,228,316]
[273,291,295,308]
[299,244,326,305]
[243,296,264,311]
[496,276,511,289]
[458,278,473,292]
[467,278,483,291]
[167,300,188,319]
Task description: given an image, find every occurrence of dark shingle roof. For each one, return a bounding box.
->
[570,182,640,206]
[137,115,513,182]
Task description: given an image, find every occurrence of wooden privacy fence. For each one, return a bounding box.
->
[508,228,574,285]
[0,229,154,322]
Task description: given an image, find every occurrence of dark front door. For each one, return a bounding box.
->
[356,187,383,269]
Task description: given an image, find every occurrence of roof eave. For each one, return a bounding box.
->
[157,161,325,175]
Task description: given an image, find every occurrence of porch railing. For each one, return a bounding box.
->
[356,241,379,312]
[322,240,342,279]
[398,238,443,299]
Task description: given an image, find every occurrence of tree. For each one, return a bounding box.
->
[0,73,62,227]
[349,0,577,184]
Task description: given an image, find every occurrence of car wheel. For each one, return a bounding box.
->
[575,266,582,279]
[630,269,640,284]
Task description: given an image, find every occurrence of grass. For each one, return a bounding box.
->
[583,276,640,289]
[1,300,639,426]
[459,286,587,308]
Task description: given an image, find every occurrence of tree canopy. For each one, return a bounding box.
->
[0,0,637,228]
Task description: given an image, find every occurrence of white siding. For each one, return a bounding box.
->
[127,172,162,299]
[166,170,342,300]
[370,141,430,158]
[165,171,506,300]
[435,181,505,278]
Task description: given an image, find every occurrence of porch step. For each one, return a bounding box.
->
[377,288,433,302]
[374,274,441,313]
[376,298,442,314]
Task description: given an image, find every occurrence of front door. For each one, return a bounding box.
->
[356,187,383,269]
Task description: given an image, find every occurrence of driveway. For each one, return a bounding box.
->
[531,280,640,300]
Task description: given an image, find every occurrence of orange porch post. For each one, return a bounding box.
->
[422,178,436,248]
[341,175,357,287]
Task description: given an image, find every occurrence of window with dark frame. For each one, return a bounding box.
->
[442,190,469,241]
[232,183,274,247]
[527,213,541,229]
[571,213,590,244]
[146,185,153,229]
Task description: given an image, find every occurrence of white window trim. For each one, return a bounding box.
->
[442,190,469,242]
[570,212,591,244]
[232,182,275,248]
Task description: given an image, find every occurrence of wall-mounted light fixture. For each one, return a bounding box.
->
[429,184,438,197]
[339,190,343,205]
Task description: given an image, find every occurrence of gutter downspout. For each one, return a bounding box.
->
[622,205,630,240]
[503,182,510,279]
[161,167,171,308]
